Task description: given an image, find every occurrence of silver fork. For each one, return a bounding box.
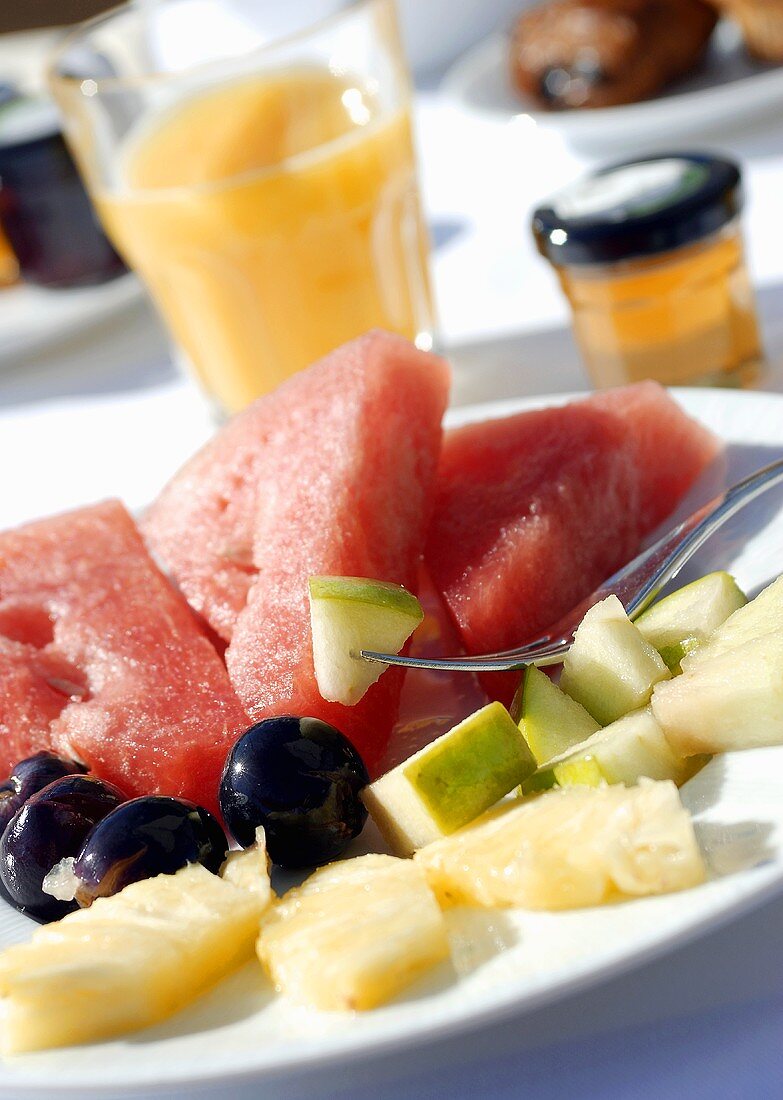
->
[361,456,783,673]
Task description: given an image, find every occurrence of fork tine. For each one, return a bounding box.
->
[359,642,568,673]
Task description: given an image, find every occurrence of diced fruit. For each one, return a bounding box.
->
[0,501,249,815]
[362,702,536,856]
[635,572,747,672]
[309,576,423,706]
[0,775,125,922]
[220,828,272,901]
[415,779,706,910]
[0,752,88,834]
[257,854,449,1011]
[679,573,783,661]
[521,707,706,794]
[223,332,450,774]
[523,754,605,793]
[511,665,600,764]
[560,596,671,725]
[652,576,783,755]
[219,717,369,868]
[45,796,229,908]
[0,843,271,1054]
[425,382,720,704]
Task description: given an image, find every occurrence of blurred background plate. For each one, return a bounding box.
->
[0,274,142,364]
[442,19,783,154]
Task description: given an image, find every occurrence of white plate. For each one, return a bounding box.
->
[442,20,783,154]
[1,387,783,1098]
[0,276,143,365]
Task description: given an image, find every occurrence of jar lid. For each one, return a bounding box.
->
[532,153,742,266]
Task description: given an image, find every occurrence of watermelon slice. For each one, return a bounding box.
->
[142,397,276,644]
[425,382,720,701]
[0,501,248,814]
[225,331,450,774]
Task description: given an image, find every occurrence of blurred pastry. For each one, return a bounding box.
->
[710,0,783,61]
[510,0,718,109]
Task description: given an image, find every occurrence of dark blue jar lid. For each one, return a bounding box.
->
[532,153,742,266]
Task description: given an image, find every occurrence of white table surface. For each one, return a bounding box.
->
[2,43,783,1100]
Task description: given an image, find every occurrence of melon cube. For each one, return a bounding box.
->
[560,595,671,725]
[522,707,706,793]
[362,702,536,856]
[511,664,600,764]
[652,575,783,755]
[634,571,747,671]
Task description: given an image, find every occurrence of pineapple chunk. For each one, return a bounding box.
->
[0,842,271,1054]
[415,780,705,910]
[257,854,449,1011]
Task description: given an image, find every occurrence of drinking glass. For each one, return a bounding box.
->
[49,0,435,414]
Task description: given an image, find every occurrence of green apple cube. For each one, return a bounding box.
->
[309,576,423,706]
[679,573,783,664]
[361,702,536,856]
[652,575,783,755]
[634,571,747,672]
[522,707,706,794]
[523,754,604,794]
[511,665,601,764]
[559,595,671,726]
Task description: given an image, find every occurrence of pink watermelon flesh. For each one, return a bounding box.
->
[0,501,248,815]
[425,382,721,701]
[0,640,86,765]
[588,381,723,532]
[143,399,276,643]
[225,331,450,775]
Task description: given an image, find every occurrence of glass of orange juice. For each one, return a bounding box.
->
[48,0,434,414]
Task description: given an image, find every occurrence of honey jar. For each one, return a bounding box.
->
[533,154,762,388]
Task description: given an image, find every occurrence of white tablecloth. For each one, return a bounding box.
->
[2,66,783,1100]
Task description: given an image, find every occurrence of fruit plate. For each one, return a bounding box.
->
[1,386,783,1097]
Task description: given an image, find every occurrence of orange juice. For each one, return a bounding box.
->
[97,70,433,412]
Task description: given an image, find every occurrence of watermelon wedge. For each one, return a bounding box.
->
[425,382,720,701]
[0,501,248,814]
[225,331,450,774]
[143,396,276,643]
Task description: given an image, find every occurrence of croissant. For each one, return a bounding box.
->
[510,0,717,109]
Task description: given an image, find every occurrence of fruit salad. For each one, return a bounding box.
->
[2,331,778,1056]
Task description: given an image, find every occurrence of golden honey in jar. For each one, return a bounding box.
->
[532,154,762,388]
